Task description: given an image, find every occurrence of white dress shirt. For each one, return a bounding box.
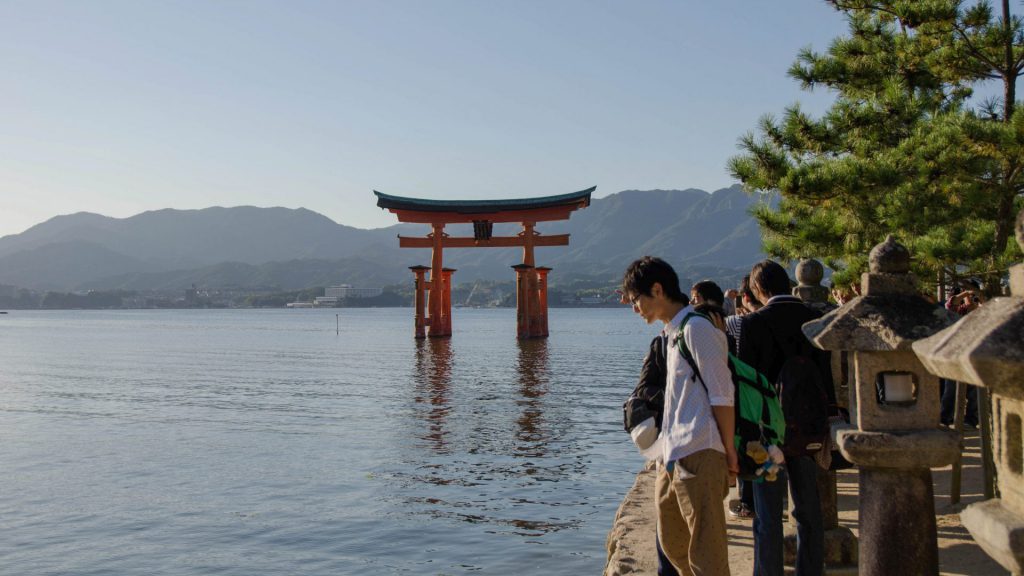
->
[655,305,734,467]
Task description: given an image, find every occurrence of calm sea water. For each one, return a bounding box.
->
[0,308,663,575]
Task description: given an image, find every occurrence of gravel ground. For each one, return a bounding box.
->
[605,429,1008,576]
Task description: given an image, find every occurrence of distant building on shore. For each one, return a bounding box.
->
[325,284,382,300]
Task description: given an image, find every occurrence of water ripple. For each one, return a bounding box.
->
[0,308,661,574]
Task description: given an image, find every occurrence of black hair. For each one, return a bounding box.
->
[693,302,726,324]
[691,280,725,307]
[750,260,792,298]
[740,274,761,306]
[621,256,689,304]
[960,279,982,292]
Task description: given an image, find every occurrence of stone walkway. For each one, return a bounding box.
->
[604,430,1007,575]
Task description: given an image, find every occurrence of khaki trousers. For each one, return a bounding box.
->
[656,449,731,576]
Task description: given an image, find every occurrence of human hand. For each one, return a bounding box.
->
[725,448,739,487]
[956,290,984,309]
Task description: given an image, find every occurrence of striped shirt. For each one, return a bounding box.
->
[725,314,743,355]
[658,305,734,467]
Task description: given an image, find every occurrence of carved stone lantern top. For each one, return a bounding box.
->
[803,237,956,352]
[869,235,911,274]
[913,300,1024,400]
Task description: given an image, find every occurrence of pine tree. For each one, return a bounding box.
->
[728,0,1023,292]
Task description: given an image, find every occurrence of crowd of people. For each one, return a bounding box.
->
[618,256,984,576]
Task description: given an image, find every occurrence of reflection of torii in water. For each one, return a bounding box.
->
[374,187,593,339]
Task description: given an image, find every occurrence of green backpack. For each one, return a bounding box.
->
[676,313,786,481]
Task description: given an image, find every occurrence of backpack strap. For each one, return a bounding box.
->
[674,312,711,395]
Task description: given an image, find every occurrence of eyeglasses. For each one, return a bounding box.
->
[629,293,643,306]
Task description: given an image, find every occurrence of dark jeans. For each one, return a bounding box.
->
[940,379,978,426]
[752,456,824,576]
[656,533,679,576]
[739,476,754,507]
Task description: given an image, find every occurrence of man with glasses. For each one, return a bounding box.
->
[621,256,737,575]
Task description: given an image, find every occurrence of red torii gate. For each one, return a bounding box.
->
[374,187,593,339]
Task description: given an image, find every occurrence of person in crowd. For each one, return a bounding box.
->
[940,280,986,428]
[727,276,761,327]
[725,275,761,521]
[829,283,854,306]
[694,303,727,333]
[724,288,739,315]
[691,280,728,332]
[945,279,986,315]
[619,290,679,576]
[621,256,736,575]
[738,260,834,576]
[722,289,738,316]
[691,280,726,307]
[735,276,763,316]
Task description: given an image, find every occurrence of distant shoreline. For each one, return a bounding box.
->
[0,303,627,311]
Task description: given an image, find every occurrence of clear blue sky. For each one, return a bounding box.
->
[1,1,857,237]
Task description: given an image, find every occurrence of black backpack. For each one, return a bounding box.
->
[623,335,667,433]
[765,321,830,459]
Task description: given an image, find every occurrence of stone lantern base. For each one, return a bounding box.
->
[960,500,1024,574]
[838,428,960,576]
[858,467,941,573]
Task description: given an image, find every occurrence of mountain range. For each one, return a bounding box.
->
[0,185,768,292]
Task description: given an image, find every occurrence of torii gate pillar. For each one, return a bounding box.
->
[512,264,534,339]
[409,265,430,338]
[441,268,455,336]
[536,267,551,338]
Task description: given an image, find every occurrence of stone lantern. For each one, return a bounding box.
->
[801,236,959,576]
[794,258,831,311]
[913,209,1024,575]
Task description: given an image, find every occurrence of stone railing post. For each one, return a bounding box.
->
[793,258,831,309]
[914,209,1024,575]
[795,257,852,410]
[802,237,959,576]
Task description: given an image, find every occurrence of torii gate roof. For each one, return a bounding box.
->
[374,187,594,223]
